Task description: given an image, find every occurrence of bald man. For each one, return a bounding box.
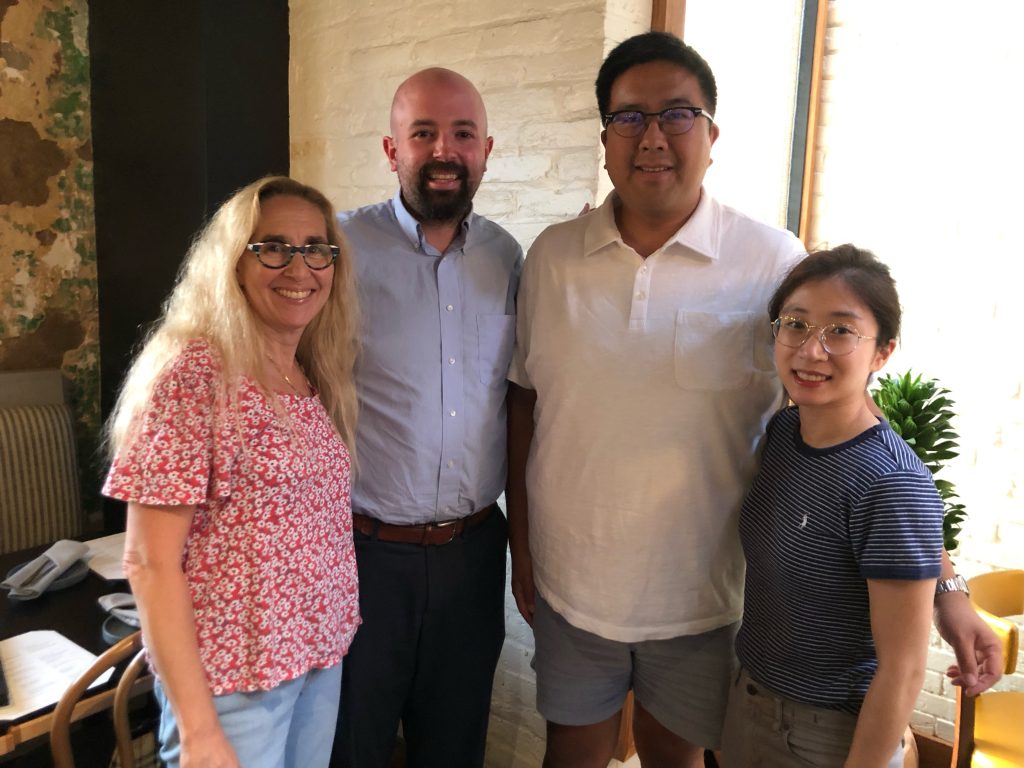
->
[330,69,523,768]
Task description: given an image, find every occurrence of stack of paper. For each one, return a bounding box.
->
[0,631,112,722]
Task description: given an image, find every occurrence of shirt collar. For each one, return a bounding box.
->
[583,189,719,262]
[391,190,474,252]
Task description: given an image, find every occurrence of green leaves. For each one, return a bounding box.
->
[872,371,966,551]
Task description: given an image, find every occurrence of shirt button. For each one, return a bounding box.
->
[446,304,454,312]
[448,357,456,365]
[636,291,646,300]
[640,265,648,273]
[447,460,455,468]
[449,409,457,417]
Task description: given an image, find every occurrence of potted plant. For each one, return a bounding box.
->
[872,371,967,551]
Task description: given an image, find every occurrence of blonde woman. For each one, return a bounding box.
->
[104,176,360,768]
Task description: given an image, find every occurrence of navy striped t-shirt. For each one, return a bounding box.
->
[735,407,943,713]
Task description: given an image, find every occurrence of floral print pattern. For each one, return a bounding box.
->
[104,340,359,695]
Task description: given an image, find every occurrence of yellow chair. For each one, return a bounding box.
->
[951,569,1023,768]
[50,631,148,768]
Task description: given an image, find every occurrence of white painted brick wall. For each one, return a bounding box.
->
[290,0,613,252]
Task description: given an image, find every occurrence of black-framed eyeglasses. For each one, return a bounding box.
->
[246,241,339,270]
[771,316,876,357]
[602,106,714,138]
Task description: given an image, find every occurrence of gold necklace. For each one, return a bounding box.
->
[267,355,307,395]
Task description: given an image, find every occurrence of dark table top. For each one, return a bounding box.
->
[0,542,143,761]
[0,544,129,656]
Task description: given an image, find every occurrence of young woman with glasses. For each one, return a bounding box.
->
[720,245,943,767]
[103,177,360,768]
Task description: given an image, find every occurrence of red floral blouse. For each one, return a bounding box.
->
[104,340,360,695]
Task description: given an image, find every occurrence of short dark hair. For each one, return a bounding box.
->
[768,244,902,346]
[595,32,718,118]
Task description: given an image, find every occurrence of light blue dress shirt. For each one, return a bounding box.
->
[339,192,523,524]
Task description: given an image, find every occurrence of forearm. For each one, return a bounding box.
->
[123,502,220,741]
[933,550,972,648]
[845,661,924,767]
[506,383,536,561]
[939,549,955,579]
[847,578,934,767]
[126,553,219,737]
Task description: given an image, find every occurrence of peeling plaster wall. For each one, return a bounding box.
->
[0,0,100,518]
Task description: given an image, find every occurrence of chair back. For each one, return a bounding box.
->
[969,570,1024,672]
[950,570,1024,768]
[50,632,144,768]
[0,403,83,553]
[113,648,150,768]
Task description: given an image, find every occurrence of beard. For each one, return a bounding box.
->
[402,161,475,224]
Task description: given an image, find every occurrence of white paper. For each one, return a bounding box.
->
[0,631,112,721]
[84,532,126,580]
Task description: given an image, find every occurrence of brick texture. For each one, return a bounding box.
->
[289,0,609,252]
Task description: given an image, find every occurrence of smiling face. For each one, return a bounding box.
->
[384,69,493,225]
[774,277,895,415]
[236,194,333,346]
[601,60,719,228]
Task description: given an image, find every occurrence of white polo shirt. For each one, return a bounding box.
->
[509,190,805,642]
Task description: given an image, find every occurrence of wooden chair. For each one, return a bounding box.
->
[50,631,147,768]
[950,569,1023,768]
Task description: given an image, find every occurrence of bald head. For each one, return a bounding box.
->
[384,68,494,226]
[390,68,488,136]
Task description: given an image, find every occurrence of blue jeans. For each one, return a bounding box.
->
[155,663,342,768]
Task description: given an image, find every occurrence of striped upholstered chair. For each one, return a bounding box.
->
[0,370,82,554]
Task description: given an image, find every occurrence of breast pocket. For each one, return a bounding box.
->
[477,314,516,386]
[475,313,516,385]
[673,310,756,391]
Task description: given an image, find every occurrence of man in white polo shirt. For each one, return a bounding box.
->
[507,32,1002,768]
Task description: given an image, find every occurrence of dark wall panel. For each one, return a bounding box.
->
[89,0,289,530]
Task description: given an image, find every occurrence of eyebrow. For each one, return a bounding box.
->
[782,305,864,321]
[256,234,328,244]
[610,98,698,112]
[409,118,479,130]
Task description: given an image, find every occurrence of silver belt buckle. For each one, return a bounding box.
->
[432,517,460,545]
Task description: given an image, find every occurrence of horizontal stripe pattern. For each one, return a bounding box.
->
[736,407,942,712]
[0,404,82,553]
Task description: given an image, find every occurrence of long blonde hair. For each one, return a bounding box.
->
[106,176,359,458]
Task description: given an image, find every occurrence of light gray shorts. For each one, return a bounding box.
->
[720,667,904,767]
[532,595,739,749]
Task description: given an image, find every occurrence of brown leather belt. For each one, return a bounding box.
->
[352,503,498,546]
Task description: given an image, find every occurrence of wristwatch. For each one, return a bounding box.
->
[935,574,970,597]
